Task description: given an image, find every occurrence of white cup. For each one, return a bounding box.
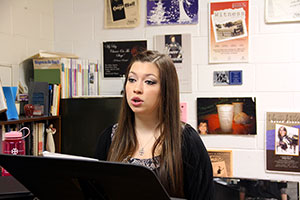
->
[232,102,243,117]
[216,104,234,133]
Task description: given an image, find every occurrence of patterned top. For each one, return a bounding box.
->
[95,123,215,199]
[111,124,160,170]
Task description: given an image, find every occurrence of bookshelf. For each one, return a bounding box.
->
[0,115,61,153]
[0,115,61,198]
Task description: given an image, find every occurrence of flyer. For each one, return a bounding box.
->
[266,112,300,173]
[154,34,192,92]
[103,40,147,78]
[209,0,249,63]
[208,150,233,177]
[147,0,198,26]
[105,0,140,29]
[265,0,300,23]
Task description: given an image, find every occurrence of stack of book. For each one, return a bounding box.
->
[31,51,100,99]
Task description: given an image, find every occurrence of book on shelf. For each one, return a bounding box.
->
[38,123,45,156]
[51,84,61,116]
[28,82,49,116]
[27,51,100,99]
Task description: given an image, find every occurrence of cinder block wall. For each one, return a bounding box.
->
[1,0,300,183]
[53,0,300,182]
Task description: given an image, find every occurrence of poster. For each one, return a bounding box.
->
[265,0,300,23]
[155,34,192,92]
[105,0,140,28]
[103,40,147,78]
[147,0,198,26]
[197,97,256,135]
[266,112,300,173]
[209,1,249,63]
[208,150,233,177]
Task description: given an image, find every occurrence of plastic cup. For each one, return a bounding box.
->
[216,104,234,133]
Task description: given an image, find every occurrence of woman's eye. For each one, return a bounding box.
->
[128,78,136,83]
[145,80,156,85]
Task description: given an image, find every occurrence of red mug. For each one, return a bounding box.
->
[24,104,34,117]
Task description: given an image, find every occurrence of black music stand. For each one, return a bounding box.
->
[0,154,184,200]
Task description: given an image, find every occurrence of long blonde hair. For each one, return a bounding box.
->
[107,50,184,197]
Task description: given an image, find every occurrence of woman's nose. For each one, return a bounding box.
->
[133,82,143,94]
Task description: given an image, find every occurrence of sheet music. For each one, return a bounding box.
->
[42,151,99,161]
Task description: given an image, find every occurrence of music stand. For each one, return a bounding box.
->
[0,154,183,200]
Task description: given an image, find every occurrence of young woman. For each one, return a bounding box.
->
[95,50,214,199]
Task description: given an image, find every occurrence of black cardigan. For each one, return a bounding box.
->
[94,123,214,200]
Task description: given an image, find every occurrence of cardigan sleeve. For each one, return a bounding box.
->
[94,125,113,160]
[182,124,215,200]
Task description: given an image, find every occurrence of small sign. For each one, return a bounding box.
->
[213,70,242,86]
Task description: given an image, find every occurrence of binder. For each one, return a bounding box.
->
[0,154,185,200]
[2,86,18,120]
[28,82,49,116]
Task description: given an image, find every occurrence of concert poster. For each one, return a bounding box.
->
[103,40,147,78]
[266,112,300,173]
[105,0,140,28]
[155,34,192,92]
[147,0,198,26]
[208,150,233,177]
[209,0,249,63]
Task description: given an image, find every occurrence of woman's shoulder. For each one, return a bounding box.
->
[98,123,118,141]
[182,123,201,142]
[181,123,209,157]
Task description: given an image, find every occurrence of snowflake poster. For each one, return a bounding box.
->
[147,0,198,26]
[209,0,249,63]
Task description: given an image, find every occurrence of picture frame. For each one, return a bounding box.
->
[208,150,233,177]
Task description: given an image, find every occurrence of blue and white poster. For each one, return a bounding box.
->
[147,0,198,25]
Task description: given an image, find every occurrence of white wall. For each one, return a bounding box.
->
[0,0,54,86]
[52,0,300,183]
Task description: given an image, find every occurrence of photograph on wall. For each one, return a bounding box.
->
[266,112,300,173]
[105,0,140,28]
[265,0,300,23]
[154,34,192,92]
[197,97,256,135]
[209,0,249,63]
[147,0,198,26]
[208,150,233,177]
[103,40,147,78]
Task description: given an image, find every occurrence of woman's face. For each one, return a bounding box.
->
[279,127,287,137]
[126,61,161,117]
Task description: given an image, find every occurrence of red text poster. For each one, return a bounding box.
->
[209,1,249,63]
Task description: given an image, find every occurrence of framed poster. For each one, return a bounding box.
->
[209,0,249,63]
[147,0,198,26]
[197,97,256,135]
[104,0,140,28]
[103,40,147,78]
[154,34,192,92]
[208,150,233,177]
[266,112,300,173]
[265,0,300,23]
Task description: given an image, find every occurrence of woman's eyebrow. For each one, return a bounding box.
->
[129,71,158,78]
